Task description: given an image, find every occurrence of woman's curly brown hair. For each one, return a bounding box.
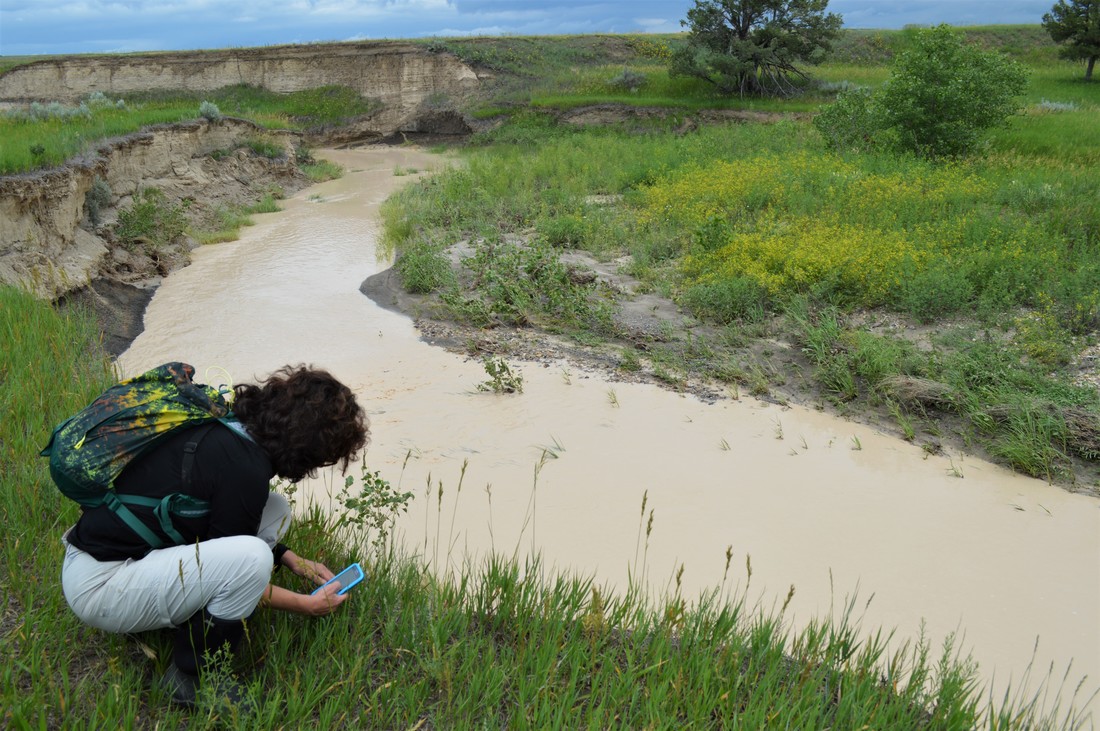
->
[232,365,369,481]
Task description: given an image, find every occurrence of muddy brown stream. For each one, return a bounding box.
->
[119,147,1100,717]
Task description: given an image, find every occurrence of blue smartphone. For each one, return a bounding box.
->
[311,562,364,596]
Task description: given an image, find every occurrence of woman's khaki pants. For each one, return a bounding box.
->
[61,493,292,632]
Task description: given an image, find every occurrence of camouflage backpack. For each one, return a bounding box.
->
[41,362,245,548]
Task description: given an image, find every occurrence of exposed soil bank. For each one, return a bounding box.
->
[0,42,482,140]
[0,118,310,352]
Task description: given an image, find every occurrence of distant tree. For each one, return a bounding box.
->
[670,0,843,97]
[814,25,1029,158]
[1043,0,1100,81]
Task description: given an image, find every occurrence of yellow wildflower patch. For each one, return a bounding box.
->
[683,216,925,306]
[640,153,852,228]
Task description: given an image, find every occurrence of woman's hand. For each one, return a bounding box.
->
[281,549,335,587]
[260,583,349,616]
[295,582,348,616]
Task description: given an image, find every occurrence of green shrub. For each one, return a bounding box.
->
[1012,302,1076,368]
[395,246,455,294]
[1049,266,1100,335]
[459,238,610,330]
[199,100,222,122]
[536,213,587,248]
[83,176,112,226]
[882,26,1029,157]
[26,101,91,122]
[84,91,124,110]
[608,68,648,92]
[114,188,187,252]
[895,262,975,323]
[816,25,1029,157]
[477,357,524,393]
[681,277,770,324]
[812,87,882,152]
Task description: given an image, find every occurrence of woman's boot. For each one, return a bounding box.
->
[163,609,247,707]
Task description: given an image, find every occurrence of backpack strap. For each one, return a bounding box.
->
[179,426,211,494]
[104,492,168,549]
[112,425,217,547]
[155,424,217,544]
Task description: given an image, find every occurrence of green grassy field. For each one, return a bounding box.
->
[2,25,1099,728]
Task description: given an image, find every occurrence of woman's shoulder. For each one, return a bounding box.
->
[199,422,274,479]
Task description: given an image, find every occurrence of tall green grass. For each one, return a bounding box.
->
[0,85,375,174]
[0,286,118,726]
[2,284,1092,727]
[993,105,1100,162]
[1,103,196,173]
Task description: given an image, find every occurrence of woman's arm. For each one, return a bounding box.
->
[262,548,351,616]
[279,549,334,585]
[260,582,348,616]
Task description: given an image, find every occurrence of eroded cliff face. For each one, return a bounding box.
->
[0,118,305,303]
[0,42,481,137]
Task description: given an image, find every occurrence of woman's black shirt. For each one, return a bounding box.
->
[66,423,274,562]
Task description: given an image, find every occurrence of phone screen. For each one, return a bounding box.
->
[311,562,364,595]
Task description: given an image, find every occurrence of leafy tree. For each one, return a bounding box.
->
[670,0,842,97]
[1043,0,1100,81]
[879,26,1028,156]
[814,25,1028,158]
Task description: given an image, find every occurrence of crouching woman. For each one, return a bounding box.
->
[60,364,369,706]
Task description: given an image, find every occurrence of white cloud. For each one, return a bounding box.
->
[634,16,680,32]
[434,25,507,36]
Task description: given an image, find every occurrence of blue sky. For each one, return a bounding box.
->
[1,1,1054,57]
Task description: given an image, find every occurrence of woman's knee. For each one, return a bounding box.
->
[237,536,276,583]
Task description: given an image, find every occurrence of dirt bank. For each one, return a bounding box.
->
[0,42,482,140]
[0,118,310,353]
